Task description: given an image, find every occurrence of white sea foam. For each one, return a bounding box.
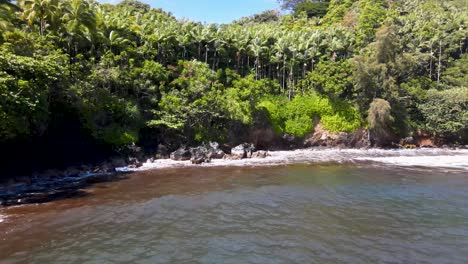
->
[115,148,468,172]
[354,155,468,169]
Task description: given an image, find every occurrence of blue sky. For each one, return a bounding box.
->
[100,0,281,24]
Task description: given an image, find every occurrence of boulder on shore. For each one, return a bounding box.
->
[169,143,226,164]
[170,147,192,161]
[127,157,143,168]
[156,144,169,159]
[207,142,225,159]
[231,143,255,159]
[304,124,371,148]
[190,146,209,164]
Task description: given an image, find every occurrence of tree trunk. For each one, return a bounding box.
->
[288,64,293,101]
[198,43,202,60]
[437,40,442,83]
[40,18,45,36]
[212,51,217,71]
[302,63,306,79]
[429,46,433,79]
[282,57,286,94]
[255,57,259,80]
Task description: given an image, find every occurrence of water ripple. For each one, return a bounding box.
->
[1,163,468,263]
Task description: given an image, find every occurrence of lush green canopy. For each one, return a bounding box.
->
[0,0,466,155]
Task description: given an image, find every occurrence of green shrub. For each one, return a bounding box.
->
[257,94,363,137]
[256,96,287,134]
[285,115,314,137]
[419,88,468,142]
[323,100,363,132]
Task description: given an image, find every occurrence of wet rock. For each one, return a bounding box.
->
[170,147,192,161]
[401,137,416,146]
[282,134,300,149]
[110,157,127,168]
[231,143,255,159]
[219,144,232,155]
[231,144,246,158]
[96,161,118,173]
[127,143,144,160]
[251,128,275,150]
[156,144,169,159]
[190,158,204,164]
[251,150,269,159]
[127,157,143,168]
[400,137,417,148]
[190,147,210,164]
[207,142,225,159]
[63,167,82,177]
[347,128,371,149]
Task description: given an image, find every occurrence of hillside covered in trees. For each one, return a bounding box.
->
[0,0,467,174]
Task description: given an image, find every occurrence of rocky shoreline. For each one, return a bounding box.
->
[0,142,272,207]
[1,127,466,207]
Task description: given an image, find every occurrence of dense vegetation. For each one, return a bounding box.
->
[0,0,467,172]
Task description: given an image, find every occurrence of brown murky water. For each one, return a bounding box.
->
[1,163,467,263]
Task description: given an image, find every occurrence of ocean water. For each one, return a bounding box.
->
[1,148,467,263]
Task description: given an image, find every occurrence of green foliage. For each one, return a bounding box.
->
[321,101,362,132]
[442,54,468,88]
[235,10,280,25]
[0,46,68,142]
[368,99,393,130]
[355,0,388,45]
[256,96,287,134]
[79,85,142,146]
[294,1,330,18]
[0,0,466,152]
[419,88,468,142]
[302,59,353,98]
[367,98,395,146]
[258,94,362,137]
[321,0,355,26]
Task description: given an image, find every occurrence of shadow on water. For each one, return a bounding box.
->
[0,172,131,207]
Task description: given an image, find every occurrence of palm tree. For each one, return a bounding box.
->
[60,0,96,60]
[0,0,20,31]
[147,28,172,63]
[232,28,250,73]
[274,33,291,93]
[19,0,59,35]
[248,35,267,79]
[107,30,133,54]
[62,0,96,34]
[211,28,228,71]
[175,22,194,60]
[191,24,211,60]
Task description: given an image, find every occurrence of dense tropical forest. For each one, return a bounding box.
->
[0,0,467,174]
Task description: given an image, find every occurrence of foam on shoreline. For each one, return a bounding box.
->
[117,148,468,172]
